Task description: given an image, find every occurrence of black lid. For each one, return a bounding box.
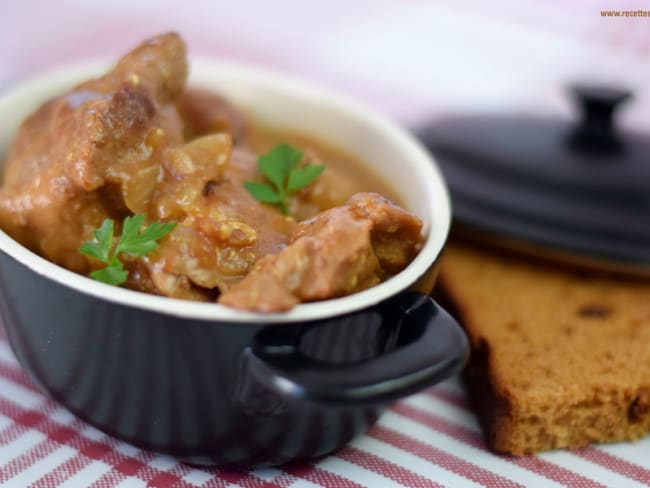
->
[418,86,650,273]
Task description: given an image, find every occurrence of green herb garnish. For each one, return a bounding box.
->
[80,214,176,286]
[244,143,325,214]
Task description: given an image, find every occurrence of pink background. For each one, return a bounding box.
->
[2,0,650,129]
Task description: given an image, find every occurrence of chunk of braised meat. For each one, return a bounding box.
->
[292,192,425,273]
[0,32,187,272]
[176,87,249,144]
[0,32,420,309]
[219,193,423,312]
[143,146,296,299]
[0,31,297,300]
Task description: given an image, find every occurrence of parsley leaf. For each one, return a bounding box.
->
[245,143,325,215]
[287,165,325,193]
[244,181,284,204]
[116,215,177,256]
[90,260,129,286]
[80,215,177,286]
[79,219,114,262]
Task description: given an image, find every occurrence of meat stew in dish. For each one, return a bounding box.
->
[0,33,424,312]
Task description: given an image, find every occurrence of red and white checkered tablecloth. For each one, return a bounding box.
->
[1,0,650,486]
[0,322,648,488]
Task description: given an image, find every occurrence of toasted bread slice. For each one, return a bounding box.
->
[438,239,650,456]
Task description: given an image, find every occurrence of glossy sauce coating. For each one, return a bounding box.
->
[0,33,423,310]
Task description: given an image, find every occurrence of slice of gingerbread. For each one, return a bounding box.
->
[438,239,650,456]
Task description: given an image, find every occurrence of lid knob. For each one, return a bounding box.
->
[569,85,632,153]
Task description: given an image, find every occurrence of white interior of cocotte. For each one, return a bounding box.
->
[0,59,451,323]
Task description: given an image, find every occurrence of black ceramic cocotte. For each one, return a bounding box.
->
[0,60,468,467]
